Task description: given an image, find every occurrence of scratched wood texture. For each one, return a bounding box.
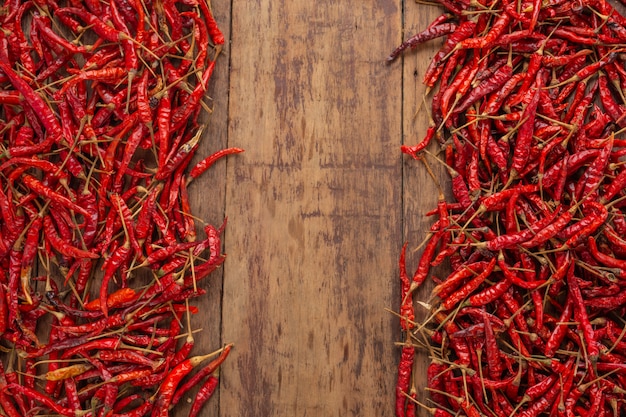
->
[178,0,232,415]
[401,4,449,417]
[184,0,442,416]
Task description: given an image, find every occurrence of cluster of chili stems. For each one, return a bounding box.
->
[0,0,241,416]
[389,0,626,415]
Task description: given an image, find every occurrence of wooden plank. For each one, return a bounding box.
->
[400,3,449,416]
[175,0,232,415]
[221,1,403,415]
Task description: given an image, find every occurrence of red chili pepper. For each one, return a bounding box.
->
[113,397,154,417]
[440,54,480,119]
[588,236,626,271]
[432,260,491,298]
[432,232,465,266]
[521,375,564,417]
[520,206,572,248]
[466,276,511,307]
[83,287,137,311]
[59,314,126,336]
[567,263,599,364]
[425,360,448,408]
[170,344,232,408]
[401,126,437,160]
[18,216,42,305]
[4,384,74,416]
[21,174,89,217]
[185,375,219,417]
[43,215,99,260]
[0,284,7,336]
[398,243,415,331]
[561,201,608,248]
[442,257,496,310]
[579,134,613,200]
[510,71,544,177]
[423,21,476,87]
[410,230,444,292]
[602,224,626,257]
[388,23,458,61]
[136,74,154,131]
[113,123,149,194]
[111,192,141,255]
[170,60,216,130]
[459,13,511,49]
[151,353,220,417]
[96,350,159,369]
[56,7,122,42]
[481,309,503,380]
[0,63,62,145]
[59,68,129,101]
[152,87,172,165]
[109,0,138,77]
[456,64,513,114]
[543,149,601,188]
[156,129,202,182]
[34,14,86,55]
[395,341,414,417]
[68,260,91,304]
[598,72,626,125]
[199,0,225,45]
[0,391,22,417]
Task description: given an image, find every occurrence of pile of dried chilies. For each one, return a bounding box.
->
[389,0,626,415]
[0,0,240,416]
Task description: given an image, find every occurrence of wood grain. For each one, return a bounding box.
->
[180,0,450,415]
[401,4,449,417]
[220,0,404,416]
[177,0,232,415]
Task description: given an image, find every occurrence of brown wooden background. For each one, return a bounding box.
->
[182,1,444,416]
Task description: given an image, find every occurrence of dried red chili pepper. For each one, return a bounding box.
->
[455,64,513,114]
[395,340,415,417]
[186,375,219,417]
[458,13,511,49]
[0,64,62,145]
[151,353,221,416]
[43,215,99,260]
[188,147,245,182]
[4,384,74,416]
[388,23,458,61]
[422,21,476,87]
[442,257,496,310]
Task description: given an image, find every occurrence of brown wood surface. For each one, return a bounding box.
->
[400,5,448,417]
[185,1,440,415]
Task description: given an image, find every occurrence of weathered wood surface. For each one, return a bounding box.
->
[186,1,440,415]
[401,4,449,417]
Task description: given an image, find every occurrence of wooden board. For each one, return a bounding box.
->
[185,0,440,415]
[178,0,233,415]
[401,4,449,415]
